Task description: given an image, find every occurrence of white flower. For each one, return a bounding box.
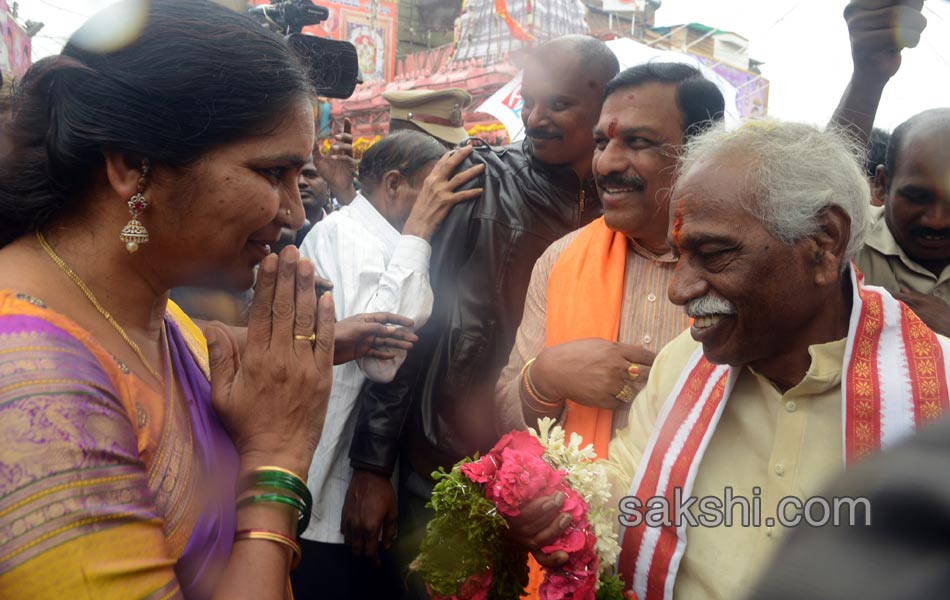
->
[530,418,622,579]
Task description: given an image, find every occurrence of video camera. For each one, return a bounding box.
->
[249,0,361,99]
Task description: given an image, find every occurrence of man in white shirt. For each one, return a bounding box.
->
[292,130,484,598]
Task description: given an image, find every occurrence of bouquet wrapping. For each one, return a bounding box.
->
[411,418,625,600]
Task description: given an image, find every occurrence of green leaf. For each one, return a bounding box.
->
[411,459,529,598]
[595,573,627,600]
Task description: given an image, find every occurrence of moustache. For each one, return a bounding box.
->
[525,128,562,140]
[910,226,950,240]
[596,174,646,192]
[686,293,737,318]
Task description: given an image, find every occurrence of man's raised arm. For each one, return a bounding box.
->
[830,0,926,146]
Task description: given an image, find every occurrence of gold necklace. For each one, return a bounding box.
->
[36,230,166,386]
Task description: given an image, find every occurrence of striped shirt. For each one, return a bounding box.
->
[494,228,690,435]
[298,194,434,544]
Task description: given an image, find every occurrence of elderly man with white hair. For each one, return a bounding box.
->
[509,119,950,600]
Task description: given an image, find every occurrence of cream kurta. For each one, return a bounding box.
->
[607,330,849,600]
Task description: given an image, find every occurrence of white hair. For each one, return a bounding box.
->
[676,118,870,267]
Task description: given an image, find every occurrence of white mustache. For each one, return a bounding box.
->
[686,294,737,318]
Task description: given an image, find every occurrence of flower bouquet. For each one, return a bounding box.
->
[410,418,625,600]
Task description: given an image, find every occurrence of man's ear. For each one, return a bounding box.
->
[873,164,888,205]
[809,205,852,286]
[102,150,145,200]
[382,169,405,199]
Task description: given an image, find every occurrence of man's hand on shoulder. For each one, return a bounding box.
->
[894,288,950,337]
[401,144,485,242]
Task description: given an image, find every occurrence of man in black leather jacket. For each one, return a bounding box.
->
[338,36,620,593]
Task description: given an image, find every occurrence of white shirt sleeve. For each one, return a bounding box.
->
[300,218,434,383]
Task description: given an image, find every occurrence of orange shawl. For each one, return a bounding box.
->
[523,217,628,597]
[545,216,628,459]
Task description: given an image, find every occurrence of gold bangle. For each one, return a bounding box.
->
[252,465,308,484]
[234,528,302,570]
[521,358,563,411]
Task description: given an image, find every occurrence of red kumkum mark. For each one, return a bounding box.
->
[607,119,619,139]
[672,205,686,249]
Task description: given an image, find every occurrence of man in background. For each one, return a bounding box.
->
[830,0,949,335]
[862,109,950,335]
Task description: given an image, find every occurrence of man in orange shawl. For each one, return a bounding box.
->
[494,62,726,459]
[492,61,726,596]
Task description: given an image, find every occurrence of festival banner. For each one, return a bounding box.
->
[473,72,525,142]
[247,0,397,83]
[302,0,397,83]
[0,0,32,78]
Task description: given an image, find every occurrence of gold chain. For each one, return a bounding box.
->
[36,231,166,385]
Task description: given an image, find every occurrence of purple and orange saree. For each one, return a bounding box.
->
[0,291,238,599]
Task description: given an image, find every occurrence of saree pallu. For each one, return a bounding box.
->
[0,291,238,599]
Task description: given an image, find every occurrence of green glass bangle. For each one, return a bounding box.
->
[241,468,313,509]
[253,472,311,505]
[238,493,310,536]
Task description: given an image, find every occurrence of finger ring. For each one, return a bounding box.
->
[615,383,635,403]
[294,333,317,346]
[628,363,640,379]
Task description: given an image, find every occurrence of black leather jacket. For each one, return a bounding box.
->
[348,140,603,477]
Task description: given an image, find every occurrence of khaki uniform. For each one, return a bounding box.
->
[856,206,950,304]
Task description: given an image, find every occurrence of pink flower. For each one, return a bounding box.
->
[434,429,607,600]
[460,454,499,484]
[426,569,492,600]
[485,448,562,516]
[542,527,589,555]
[537,488,599,600]
[540,566,597,600]
[571,571,598,599]
[459,569,492,600]
[492,430,546,458]
[461,430,546,488]
[559,488,589,521]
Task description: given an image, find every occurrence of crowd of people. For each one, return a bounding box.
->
[0,0,947,599]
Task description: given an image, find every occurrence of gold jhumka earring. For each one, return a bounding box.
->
[119,159,151,253]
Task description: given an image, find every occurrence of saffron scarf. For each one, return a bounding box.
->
[545,216,628,459]
[617,269,950,600]
[521,218,627,599]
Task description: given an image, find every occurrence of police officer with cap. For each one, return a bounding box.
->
[383,87,472,148]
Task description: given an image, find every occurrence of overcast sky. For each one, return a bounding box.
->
[21,0,950,130]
